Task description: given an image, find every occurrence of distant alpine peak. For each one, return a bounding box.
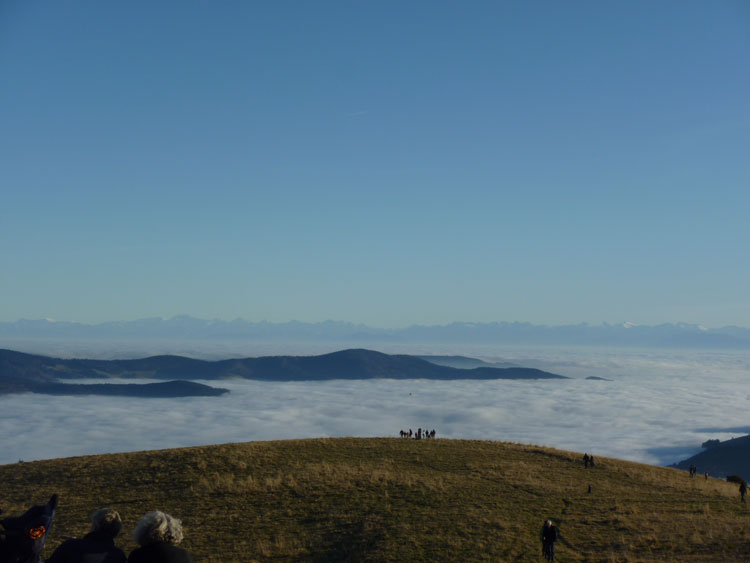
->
[674,322,709,331]
[622,321,638,328]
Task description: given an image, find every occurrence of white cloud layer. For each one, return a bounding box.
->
[2,347,749,467]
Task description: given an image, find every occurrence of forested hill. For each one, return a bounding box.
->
[0,348,566,392]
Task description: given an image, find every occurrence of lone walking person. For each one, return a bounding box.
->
[740,481,747,503]
[540,519,559,561]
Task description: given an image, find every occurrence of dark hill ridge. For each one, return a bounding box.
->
[0,348,567,395]
[416,354,522,369]
[29,380,229,398]
[223,349,563,381]
[672,434,750,481]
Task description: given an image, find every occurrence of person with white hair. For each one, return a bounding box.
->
[46,507,125,563]
[540,519,559,562]
[127,511,192,563]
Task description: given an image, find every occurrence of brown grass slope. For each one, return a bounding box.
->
[2,438,749,562]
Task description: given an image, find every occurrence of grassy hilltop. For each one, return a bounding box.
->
[2,438,749,562]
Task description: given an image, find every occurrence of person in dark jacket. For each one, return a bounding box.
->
[1,494,58,563]
[47,507,125,563]
[127,512,192,563]
[540,519,559,562]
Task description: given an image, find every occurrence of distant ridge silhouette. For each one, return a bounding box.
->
[672,434,750,481]
[0,348,566,395]
[30,380,229,397]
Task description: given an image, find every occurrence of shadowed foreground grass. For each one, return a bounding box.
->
[2,438,749,562]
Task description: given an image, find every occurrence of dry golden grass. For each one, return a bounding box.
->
[2,438,749,562]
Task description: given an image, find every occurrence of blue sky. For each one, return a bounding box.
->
[2,1,749,328]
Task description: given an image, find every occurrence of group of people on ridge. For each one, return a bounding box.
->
[46,508,192,563]
[399,428,436,439]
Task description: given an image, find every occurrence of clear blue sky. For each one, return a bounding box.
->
[2,1,749,328]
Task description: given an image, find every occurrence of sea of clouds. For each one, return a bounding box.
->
[2,344,749,467]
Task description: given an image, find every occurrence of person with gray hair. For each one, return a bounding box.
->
[46,507,125,563]
[540,519,559,562]
[127,512,192,563]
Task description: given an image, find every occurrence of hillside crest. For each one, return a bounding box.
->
[2,438,747,562]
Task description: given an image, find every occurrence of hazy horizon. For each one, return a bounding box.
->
[4,316,750,362]
[2,315,748,330]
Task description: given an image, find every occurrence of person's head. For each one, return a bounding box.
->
[545,520,552,527]
[132,511,184,547]
[90,508,122,537]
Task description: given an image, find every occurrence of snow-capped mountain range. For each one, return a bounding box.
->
[1,317,748,348]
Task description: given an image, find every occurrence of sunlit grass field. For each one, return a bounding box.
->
[2,438,748,562]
